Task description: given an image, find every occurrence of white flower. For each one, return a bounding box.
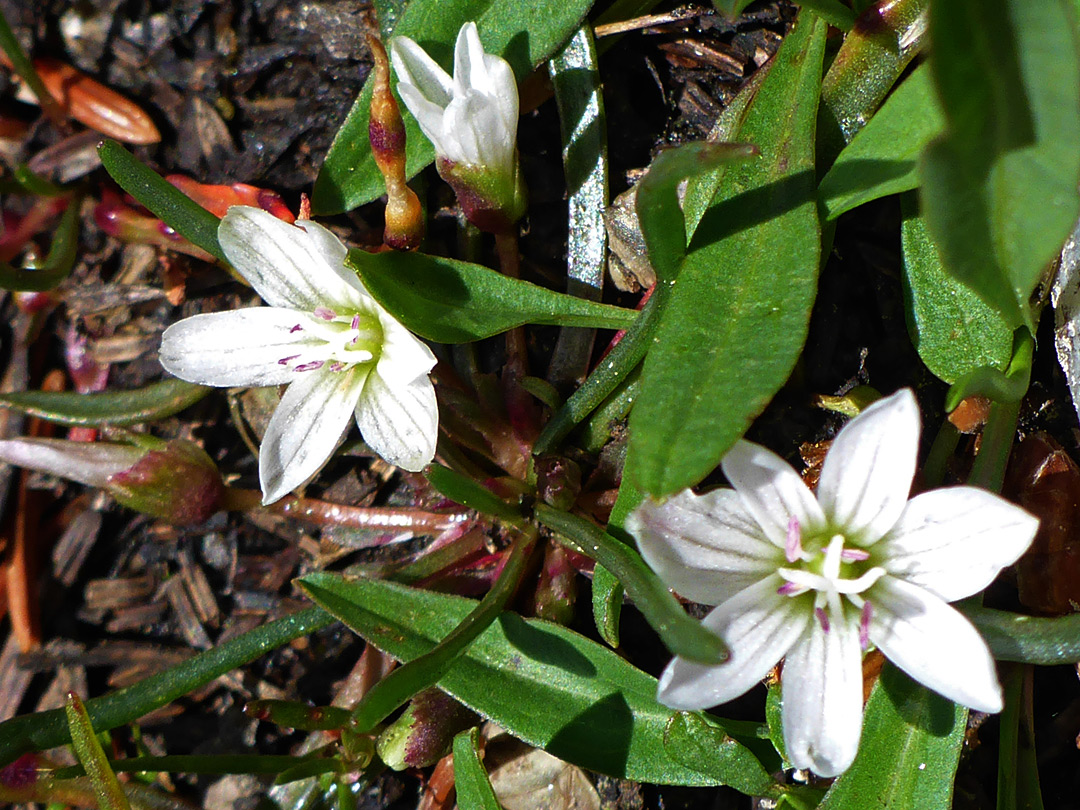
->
[390,22,526,230]
[626,389,1038,778]
[159,206,438,506]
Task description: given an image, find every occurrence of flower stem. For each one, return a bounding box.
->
[222,488,471,533]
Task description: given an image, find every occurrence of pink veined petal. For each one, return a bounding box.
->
[868,577,1003,713]
[721,440,826,549]
[390,36,453,108]
[258,367,370,505]
[293,219,375,308]
[374,310,438,387]
[354,371,438,473]
[627,488,783,605]
[877,487,1038,601]
[159,308,325,387]
[218,207,369,312]
[817,389,920,546]
[657,576,810,709]
[782,603,864,777]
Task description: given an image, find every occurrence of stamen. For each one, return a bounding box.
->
[328,362,346,372]
[351,314,361,330]
[314,306,336,321]
[815,607,830,633]
[841,548,870,562]
[278,354,300,366]
[290,324,304,333]
[859,602,873,650]
[785,516,802,563]
[293,360,325,372]
[777,581,806,597]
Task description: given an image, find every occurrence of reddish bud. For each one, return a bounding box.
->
[106,439,226,526]
[166,175,295,223]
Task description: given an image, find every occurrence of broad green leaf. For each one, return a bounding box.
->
[345,249,637,343]
[298,572,728,785]
[0,190,82,292]
[535,504,727,665]
[820,67,944,220]
[0,378,211,427]
[312,3,593,214]
[960,603,1080,664]
[793,0,856,30]
[818,663,965,809]
[452,729,502,810]
[900,194,1012,384]
[0,607,333,767]
[663,712,777,796]
[66,693,130,810]
[626,12,827,497]
[818,0,929,166]
[98,141,226,263]
[919,0,1080,329]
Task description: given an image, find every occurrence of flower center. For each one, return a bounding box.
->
[777,522,884,648]
[278,307,382,374]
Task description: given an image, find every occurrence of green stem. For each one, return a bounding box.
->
[0,10,66,128]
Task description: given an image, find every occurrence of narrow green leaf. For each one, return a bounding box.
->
[346,248,637,343]
[298,572,724,785]
[425,463,524,526]
[0,191,82,292]
[818,0,929,166]
[13,165,69,197]
[818,664,965,809]
[452,729,502,810]
[591,563,623,648]
[919,0,1080,329]
[54,753,335,778]
[960,604,1080,664]
[349,535,530,732]
[0,8,66,126]
[793,0,857,30]
[312,3,593,214]
[65,693,131,810]
[900,194,1012,384]
[663,712,777,796]
[534,504,727,665]
[244,700,351,731]
[0,378,212,427]
[0,607,333,767]
[820,66,944,220]
[98,141,227,264]
[765,682,786,761]
[627,12,827,497]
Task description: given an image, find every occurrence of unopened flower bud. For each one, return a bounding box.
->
[376,688,478,770]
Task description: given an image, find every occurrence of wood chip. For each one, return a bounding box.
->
[84,571,157,611]
[52,508,103,587]
[164,576,213,650]
[178,546,221,628]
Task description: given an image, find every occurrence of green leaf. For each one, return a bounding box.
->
[819,66,944,221]
[349,535,529,732]
[298,572,725,785]
[346,249,638,343]
[0,607,333,767]
[98,141,227,264]
[626,12,827,497]
[663,712,777,796]
[900,194,1013,384]
[960,603,1080,664]
[591,563,623,648]
[818,664,965,809]
[792,0,857,30]
[0,378,212,427]
[424,463,525,526]
[0,191,82,292]
[452,729,502,810]
[66,693,131,810]
[534,504,727,665]
[53,753,336,778]
[919,0,1080,329]
[312,4,593,214]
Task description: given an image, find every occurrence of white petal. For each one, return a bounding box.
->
[868,577,1003,713]
[721,440,826,548]
[657,576,810,709]
[259,368,369,504]
[374,308,438,387]
[390,35,453,108]
[877,487,1038,601]
[482,53,518,127]
[444,92,513,172]
[453,22,488,98]
[397,83,452,153]
[218,207,369,312]
[782,604,864,777]
[160,308,327,387]
[627,489,784,605]
[354,371,438,472]
[0,438,140,487]
[817,389,920,545]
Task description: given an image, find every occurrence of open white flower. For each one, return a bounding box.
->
[160,206,438,505]
[626,389,1038,777]
[390,21,526,231]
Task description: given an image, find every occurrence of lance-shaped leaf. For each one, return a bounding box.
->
[919,0,1080,329]
[0,378,211,427]
[626,11,827,496]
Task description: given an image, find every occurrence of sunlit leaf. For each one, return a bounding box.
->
[0,378,211,427]
[453,729,502,810]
